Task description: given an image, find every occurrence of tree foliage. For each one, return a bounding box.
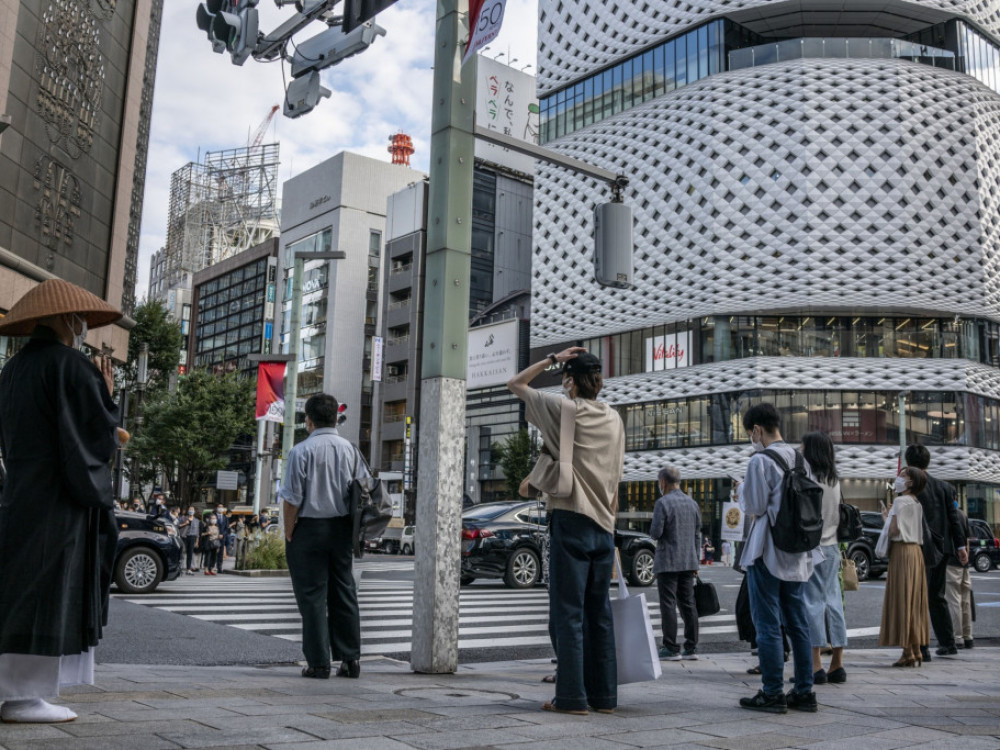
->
[120,299,184,393]
[128,368,255,506]
[492,429,540,498]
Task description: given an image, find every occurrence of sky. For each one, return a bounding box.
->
[135,0,539,299]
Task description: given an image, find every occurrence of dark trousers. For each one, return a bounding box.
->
[286,516,360,668]
[656,571,698,652]
[184,536,197,570]
[216,540,225,573]
[548,510,617,712]
[204,546,218,572]
[927,559,956,648]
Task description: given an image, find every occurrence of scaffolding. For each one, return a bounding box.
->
[163,143,280,290]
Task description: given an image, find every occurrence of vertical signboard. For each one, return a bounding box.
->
[372,336,384,382]
[474,56,539,174]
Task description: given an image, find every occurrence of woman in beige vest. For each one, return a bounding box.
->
[878,466,931,667]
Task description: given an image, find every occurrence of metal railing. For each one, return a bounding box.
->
[386,334,410,346]
[729,37,956,71]
[387,298,411,310]
[390,262,413,275]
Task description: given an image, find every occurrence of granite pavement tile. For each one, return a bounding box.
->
[592,728,722,747]
[156,727,322,748]
[687,732,819,750]
[383,727,538,749]
[0,734,183,750]
[263,739,422,750]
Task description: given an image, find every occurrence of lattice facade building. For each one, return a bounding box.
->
[534,0,1000,532]
[0,0,165,356]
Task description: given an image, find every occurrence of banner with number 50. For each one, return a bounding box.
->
[463,0,507,64]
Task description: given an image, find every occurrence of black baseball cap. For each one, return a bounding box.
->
[562,352,602,376]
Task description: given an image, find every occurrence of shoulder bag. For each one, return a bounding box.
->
[694,573,721,617]
[520,399,576,499]
[350,446,391,559]
[840,550,859,591]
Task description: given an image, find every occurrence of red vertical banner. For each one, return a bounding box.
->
[255,362,287,422]
[463,0,507,64]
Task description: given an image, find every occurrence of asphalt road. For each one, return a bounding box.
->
[98,557,1000,667]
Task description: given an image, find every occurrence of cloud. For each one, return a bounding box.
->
[136,0,538,300]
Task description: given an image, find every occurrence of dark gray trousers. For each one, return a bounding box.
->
[286,516,360,668]
[657,570,699,652]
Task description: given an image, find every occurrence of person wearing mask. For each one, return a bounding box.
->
[799,431,848,684]
[649,465,701,662]
[0,279,121,723]
[903,445,968,660]
[738,403,817,715]
[508,347,624,716]
[945,501,974,650]
[181,508,200,574]
[878,467,931,666]
[201,516,221,576]
[212,504,229,574]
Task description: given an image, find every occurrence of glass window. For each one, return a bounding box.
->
[698,24,709,79]
[687,29,699,82]
[663,40,675,92]
[369,230,382,257]
[642,49,655,102]
[583,77,594,126]
[675,35,687,87]
[621,58,634,110]
[612,63,623,114]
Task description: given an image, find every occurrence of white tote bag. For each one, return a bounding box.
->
[611,553,662,684]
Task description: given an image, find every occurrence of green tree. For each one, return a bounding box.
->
[492,429,540,498]
[120,298,184,394]
[128,369,255,506]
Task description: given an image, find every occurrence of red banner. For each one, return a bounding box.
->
[255,361,287,422]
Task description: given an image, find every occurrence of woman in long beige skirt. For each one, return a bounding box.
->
[878,466,930,667]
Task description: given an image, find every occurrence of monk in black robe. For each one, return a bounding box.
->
[0,279,121,724]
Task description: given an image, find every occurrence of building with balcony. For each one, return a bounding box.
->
[533,1,1000,534]
[278,152,423,458]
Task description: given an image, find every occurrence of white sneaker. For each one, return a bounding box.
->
[1,699,77,723]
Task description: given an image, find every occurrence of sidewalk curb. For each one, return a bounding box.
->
[223,569,290,577]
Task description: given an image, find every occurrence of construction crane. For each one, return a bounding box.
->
[250,105,280,148]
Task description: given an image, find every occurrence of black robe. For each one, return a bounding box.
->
[0,327,119,656]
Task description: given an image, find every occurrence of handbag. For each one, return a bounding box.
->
[520,399,576,499]
[840,551,859,591]
[694,574,720,617]
[837,501,863,542]
[610,552,662,684]
[350,446,391,559]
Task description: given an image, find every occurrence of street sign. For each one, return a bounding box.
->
[217,470,239,490]
[343,0,399,32]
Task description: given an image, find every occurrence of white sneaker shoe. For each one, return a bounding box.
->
[1,699,77,723]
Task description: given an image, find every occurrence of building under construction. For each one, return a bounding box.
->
[159,142,280,295]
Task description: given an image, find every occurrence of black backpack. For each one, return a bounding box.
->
[837,502,863,543]
[761,449,824,554]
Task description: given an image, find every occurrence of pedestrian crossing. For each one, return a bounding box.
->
[116,574,738,656]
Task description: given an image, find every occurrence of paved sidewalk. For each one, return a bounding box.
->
[2,649,999,749]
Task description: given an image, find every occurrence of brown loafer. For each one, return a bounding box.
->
[542,701,588,716]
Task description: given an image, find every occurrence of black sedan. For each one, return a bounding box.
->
[113,511,183,594]
[460,500,656,589]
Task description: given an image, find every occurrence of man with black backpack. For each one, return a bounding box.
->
[737,404,824,715]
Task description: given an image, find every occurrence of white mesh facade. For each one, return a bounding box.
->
[534,4,1000,492]
[537,0,1000,93]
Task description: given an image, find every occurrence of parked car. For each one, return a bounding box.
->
[846,510,889,582]
[460,500,656,589]
[114,511,183,594]
[968,518,1000,572]
[400,525,415,556]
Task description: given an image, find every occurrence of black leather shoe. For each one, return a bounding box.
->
[920,646,932,662]
[827,667,846,684]
[337,659,361,678]
[301,666,331,679]
[964,639,974,650]
[935,645,958,656]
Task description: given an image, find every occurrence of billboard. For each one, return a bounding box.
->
[467,319,519,389]
[475,56,538,174]
[644,331,691,372]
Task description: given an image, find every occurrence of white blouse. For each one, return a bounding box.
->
[889,495,924,544]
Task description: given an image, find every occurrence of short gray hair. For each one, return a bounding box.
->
[658,465,681,486]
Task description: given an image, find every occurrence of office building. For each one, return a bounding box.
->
[533,2,1000,531]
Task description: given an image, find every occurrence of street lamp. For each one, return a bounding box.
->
[131,343,149,509]
[898,390,910,471]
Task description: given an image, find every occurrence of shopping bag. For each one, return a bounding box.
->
[611,553,662,684]
[840,552,859,592]
[694,575,720,616]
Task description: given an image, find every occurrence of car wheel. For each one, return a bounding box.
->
[402,544,412,556]
[627,548,655,587]
[850,549,871,582]
[115,546,164,594]
[385,541,398,555]
[504,548,541,589]
[460,575,476,586]
[974,552,992,573]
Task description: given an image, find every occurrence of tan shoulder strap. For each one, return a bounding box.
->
[558,398,576,467]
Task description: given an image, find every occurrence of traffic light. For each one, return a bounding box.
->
[283,71,331,118]
[196,0,260,65]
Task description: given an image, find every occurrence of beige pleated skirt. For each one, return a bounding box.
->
[878,542,930,648]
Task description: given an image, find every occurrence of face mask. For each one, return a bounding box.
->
[217,509,224,514]
[69,314,87,350]
[209,519,216,525]
[749,428,764,453]
[562,378,573,398]
[894,476,909,494]
[188,511,194,516]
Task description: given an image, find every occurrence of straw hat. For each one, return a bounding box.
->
[0,279,123,336]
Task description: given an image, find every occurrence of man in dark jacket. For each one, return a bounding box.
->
[0,279,122,723]
[213,504,229,573]
[905,445,968,658]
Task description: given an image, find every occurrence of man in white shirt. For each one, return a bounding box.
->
[738,403,817,715]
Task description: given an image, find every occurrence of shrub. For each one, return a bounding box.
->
[239,534,287,570]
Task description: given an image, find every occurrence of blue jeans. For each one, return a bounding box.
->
[803,545,848,649]
[747,562,813,696]
[549,510,617,711]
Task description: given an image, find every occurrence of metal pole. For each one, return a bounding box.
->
[898,390,910,470]
[410,0,475,674]
[253,418,266,514]
[281,255,305,491]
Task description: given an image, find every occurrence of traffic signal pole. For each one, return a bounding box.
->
[410,0,475,674]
